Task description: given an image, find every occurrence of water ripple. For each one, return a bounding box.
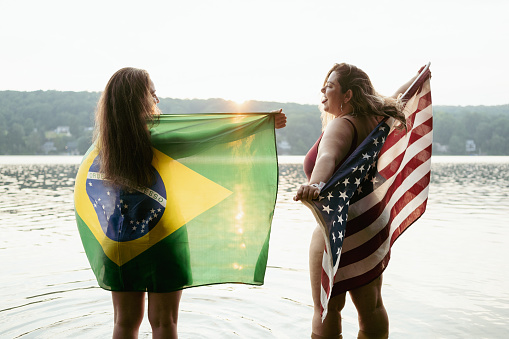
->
[1,157,508,338]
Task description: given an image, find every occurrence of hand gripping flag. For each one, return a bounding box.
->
[302,65,432,320]
[74,113,278,292]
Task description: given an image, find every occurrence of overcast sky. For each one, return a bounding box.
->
[1,0,508,106]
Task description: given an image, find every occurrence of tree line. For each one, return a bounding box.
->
[0,90,508,155]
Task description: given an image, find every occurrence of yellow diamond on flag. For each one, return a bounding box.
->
[74,147,232,266]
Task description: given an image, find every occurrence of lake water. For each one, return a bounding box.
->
[1,156,508,338]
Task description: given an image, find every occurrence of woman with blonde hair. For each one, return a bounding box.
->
[294,63,419,339]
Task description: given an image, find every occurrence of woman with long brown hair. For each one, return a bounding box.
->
[294,63,419,339]
[87,67,287,338]
[93,67,184,339]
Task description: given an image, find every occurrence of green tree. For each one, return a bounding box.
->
[473,122,491,154]
[52,135,71,153]
[24,131,44,154]
[461,112,480,138]
[448,135,465,155]
[493,116,509,143]
[488,134,506,155]
[0,112,7,154]
[8,123,26,154]
[69,115,81,138]
[23,118,35,135]
[0,91,508,155]
[77,132,93,154]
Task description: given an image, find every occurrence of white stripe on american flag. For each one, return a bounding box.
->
[336,243,388,281]
[347,118,432,220]
[346,155,426,229]
[320,249,331,318]
[320,244,341,317]
[377,104,432,171]
[341,158,431,252]
[342,153,431,254]
[321,244,341,320]
[335,185,430,281]
[380,126,432,176]
[378,122,432,172]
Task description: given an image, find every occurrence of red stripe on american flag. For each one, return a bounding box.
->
[378,117,431,178]
[378,115,432,178]
[391,174,431,222]
[378,91,432,157]
[331,199,428,297]
[390,197,428,245]
[379,129,407,157]
[339,170,430,266]
[339,225,389,266]
[378,112,418,155]
[417,91,432,111]
[408,117,432,145]
[378,150,406,180]
[345,146,432,236]
[331,251,391,298]
[321,261,331,296]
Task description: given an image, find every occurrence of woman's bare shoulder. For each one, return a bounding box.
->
[324,117,356,137]
[319,117,356,159]
[343,115,380,136]
[321,117,356,149]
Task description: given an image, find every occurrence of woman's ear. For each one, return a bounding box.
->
[344,89,353,103]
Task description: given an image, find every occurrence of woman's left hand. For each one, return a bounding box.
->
[293,184,321,201]
[272,109,287,129]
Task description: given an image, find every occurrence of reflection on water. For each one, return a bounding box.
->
[1,156,509,338]
[431,160,509,185]
[0,164,79,190]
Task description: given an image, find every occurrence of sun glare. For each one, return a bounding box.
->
[230,97,248,111]
[227,93,252,110]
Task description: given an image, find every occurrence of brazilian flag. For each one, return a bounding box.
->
[74,113,278,292]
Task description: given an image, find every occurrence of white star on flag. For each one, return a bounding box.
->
[322,205,333,214]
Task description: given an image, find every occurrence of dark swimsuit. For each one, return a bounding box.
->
[303,118,358,181]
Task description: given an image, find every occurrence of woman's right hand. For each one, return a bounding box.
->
[272,109,287,129]
[293,184,321,201]
[392,65,428,99]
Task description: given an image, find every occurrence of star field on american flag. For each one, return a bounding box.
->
[313,123,390,266]
[85,157,166,242]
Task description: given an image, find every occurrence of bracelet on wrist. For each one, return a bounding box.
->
[310,181,326,193]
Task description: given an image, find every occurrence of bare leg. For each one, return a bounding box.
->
[310,226,346,338]
[148,290,182,339]
[112,291,145,339]
[349,275,389,339]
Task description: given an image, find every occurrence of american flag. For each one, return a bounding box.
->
[302,65,432,320]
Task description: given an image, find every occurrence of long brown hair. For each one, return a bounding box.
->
[321,63,406,130]
[93,67,158,188]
